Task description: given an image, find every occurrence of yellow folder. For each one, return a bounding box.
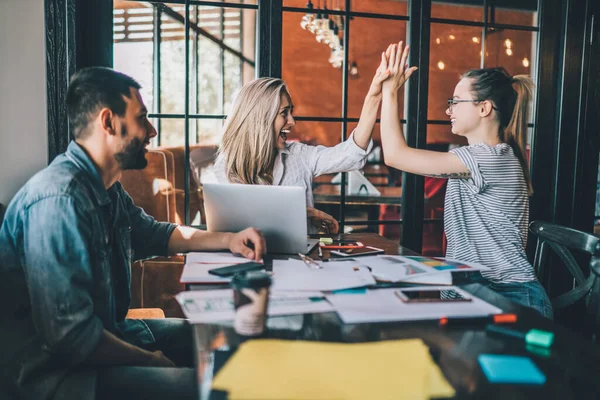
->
[212,339,455,400]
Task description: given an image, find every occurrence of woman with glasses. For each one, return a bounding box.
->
[214,64,390,234]
[377,41,552,319]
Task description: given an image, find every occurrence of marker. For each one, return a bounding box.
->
[439,313,517,327]
[486,325,555,348]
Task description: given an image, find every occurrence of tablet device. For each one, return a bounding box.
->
[329,246,385,257]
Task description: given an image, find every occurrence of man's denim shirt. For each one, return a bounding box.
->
[0,141,176,400]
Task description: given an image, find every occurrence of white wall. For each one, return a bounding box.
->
[0,0,48,206]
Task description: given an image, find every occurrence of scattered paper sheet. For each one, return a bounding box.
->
[326,286,502,324]
[349,255,489,285]
[212,339,455,400]
[176,289,333,323]
[271,259,376,291]
[181,252,259,284]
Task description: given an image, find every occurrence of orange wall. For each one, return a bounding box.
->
[281,1,534,147]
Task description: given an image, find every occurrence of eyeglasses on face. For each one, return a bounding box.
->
[447,98,498,111]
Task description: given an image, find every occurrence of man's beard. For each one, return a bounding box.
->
[114,126,148,170]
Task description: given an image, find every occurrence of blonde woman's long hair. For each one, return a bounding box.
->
[219,78,290,185]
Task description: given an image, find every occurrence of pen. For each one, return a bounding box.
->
[485,325,555,348]
[297,253,322,269]
[439,313,517,327]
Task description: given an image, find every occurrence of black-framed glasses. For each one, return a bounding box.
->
[447,98,498,111]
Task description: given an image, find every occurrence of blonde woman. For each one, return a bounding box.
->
[214,61,390,233]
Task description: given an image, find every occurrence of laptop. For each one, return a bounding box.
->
[203,183,319,254]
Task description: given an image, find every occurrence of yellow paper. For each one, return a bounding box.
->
[212,339,455,400]
[428,362,456,398]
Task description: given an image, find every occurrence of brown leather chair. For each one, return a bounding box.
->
[120,149,179,223]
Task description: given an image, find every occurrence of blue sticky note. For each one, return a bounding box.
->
[478,354,546,385]
[330,287,367,295]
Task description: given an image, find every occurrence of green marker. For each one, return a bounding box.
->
[486,325,555,348]
[319,237,333,245]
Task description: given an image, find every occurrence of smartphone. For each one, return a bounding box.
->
[395,289,472,303]
[319,241,364,249]
[329,246,385,257]
[208,261,264,277]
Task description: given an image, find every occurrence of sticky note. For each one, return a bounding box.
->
[478,354,546,385]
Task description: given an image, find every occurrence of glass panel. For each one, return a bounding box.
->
[157,118,184,148]
[426,124,466,146]
[489,2,538,27]
[284,0,346,12]
[351,0,407,15]
[484,29,537,123]
[289,120,342,147]
[160,3,190,114]
[432,1,484,23]
[423,132,452,256]
[113,1,154,112]
[192,7,256,116]
[341,121,401,236]
[428,24,484,121]
[191,0,257,4]
[282,12,342,118]
[195,118,224,145]
[347,18,407,118]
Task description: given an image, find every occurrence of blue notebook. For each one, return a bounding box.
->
[478,354,546,385]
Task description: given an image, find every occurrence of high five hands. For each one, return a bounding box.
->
[379,41,419,93]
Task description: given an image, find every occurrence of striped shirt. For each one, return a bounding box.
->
[444,143,537,283]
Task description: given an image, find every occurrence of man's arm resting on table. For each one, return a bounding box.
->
[85,329,174,367]
[167,225,266,262]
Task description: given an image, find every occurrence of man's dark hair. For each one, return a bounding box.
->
[66,67,141,139]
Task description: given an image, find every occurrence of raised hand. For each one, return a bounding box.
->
[381,41,418,94]
[366,51,392,99]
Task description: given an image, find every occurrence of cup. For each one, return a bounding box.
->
[231,271,271,337]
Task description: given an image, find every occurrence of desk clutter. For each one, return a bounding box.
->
[179,251,498,323]
[181,249,556,398]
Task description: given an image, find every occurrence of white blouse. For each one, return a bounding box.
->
[212,132,373,207]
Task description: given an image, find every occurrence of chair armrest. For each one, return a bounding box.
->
[126,308,165,319]
[130,256,186,318]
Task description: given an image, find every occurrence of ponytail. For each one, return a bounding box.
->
[505,75,534,195]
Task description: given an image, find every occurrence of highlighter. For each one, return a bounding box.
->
[486,325,555,348]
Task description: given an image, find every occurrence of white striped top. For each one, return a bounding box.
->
[444,143,537,283]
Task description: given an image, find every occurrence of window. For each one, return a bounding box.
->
[282,0,409,241]
[113,0,544,253]
[114,0,257,225]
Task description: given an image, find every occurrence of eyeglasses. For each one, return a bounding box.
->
[447,98,498,112]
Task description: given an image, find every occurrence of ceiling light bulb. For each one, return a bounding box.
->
[522,57,530,67]
[300,14,314,30]
[505,48,513,56]
[437,61,445,70]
